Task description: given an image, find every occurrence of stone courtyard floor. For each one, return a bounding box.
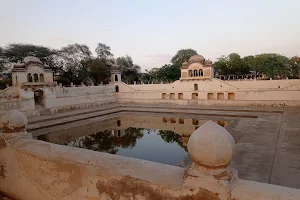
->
[27,104,300,189]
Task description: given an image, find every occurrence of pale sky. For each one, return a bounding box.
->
[0,0,299,70]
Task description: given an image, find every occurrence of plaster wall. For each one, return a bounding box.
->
[1,136,300,200]
[0,87,36,116]
[44,72,53,82]
[116,79,300,107]
[12,72,27,86]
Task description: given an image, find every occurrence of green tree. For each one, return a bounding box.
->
[116,55,141,83]
[57,44,92,84]
[2,43,55,63]
[255,54,289,79]
[95,43,113,62]
[171,49,197,66]
[288,56,300,78]
[83,58,110,85]
[0,46,5,71]
[156,64,181,82]
[214,53,249,76]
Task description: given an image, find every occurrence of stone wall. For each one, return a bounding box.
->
[0,84,117,116]
[44,85,116,113]
[1,111,300,200]
[116,79,300,107]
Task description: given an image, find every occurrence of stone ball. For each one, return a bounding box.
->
[0,110,28,133]
[187,120,235,168]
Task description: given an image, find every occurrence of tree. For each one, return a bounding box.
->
[95,43,113,62]
[2,43,55,63]
[116,56,141,83]
[214,53,249,76]
[156,64,181,82]
[83,58,110,85]
[159,130,183,148]
[243,55,260,75]
[171,49,197,66]
[288,56,300,78]
[255,54,289,79]
[0,46,5,71]
[57,44,92,84]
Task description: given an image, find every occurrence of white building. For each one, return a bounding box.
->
[11,56,55,88]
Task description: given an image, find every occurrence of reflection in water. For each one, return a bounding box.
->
[158,130,184,148]
[37,115,230,166]
[65,128,144,154]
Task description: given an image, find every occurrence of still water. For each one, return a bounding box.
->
[37,115,229,166]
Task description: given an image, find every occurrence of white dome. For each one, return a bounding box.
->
[24,56,42,64]
[187,120,235,168]
[188,55,204,64]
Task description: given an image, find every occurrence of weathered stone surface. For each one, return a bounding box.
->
[0,110,27,133]
[187,120,235,168]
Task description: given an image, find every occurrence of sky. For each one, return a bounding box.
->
[0,0,299,71]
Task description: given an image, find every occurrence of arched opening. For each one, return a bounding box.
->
[117,120,121,127]
[34,73,39,82]
[192,93,198,99]
[39,73,44,82]
[199,69,203,76]
[192,119,199,125]
[27,73,33,82]
[34,89,44,107]
[193,70,198,77]
[178,93,183,99]
[194,83,198,90]
[207,93,214,99]
[115,85,119,92]
[179,119,184,124]
[217,93,224,100]
[228,93,235,100]
[162,93,167,99]
[115,74,118,82]
[170,93,175,99]
[188,70,193,77]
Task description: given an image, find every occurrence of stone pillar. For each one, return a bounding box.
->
[70,82,74,87]
[100,82,103,86]
[59,83,62,88]
[134,81,136,85]
[183,121,237,200]
[81,82,85,87]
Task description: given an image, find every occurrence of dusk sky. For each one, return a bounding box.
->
[0,0,299,70]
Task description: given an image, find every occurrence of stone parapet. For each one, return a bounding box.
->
[0,111,300,199]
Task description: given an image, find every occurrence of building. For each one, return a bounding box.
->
[180,55,213,81]
[11,56,55,89]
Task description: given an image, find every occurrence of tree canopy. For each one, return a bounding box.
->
[171,49,197,66]
[116,56,141,83]
[0,42,299,89]
[2,43,55,63]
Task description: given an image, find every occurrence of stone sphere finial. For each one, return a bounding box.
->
[0,110,28,133]
[187,121,235,169]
